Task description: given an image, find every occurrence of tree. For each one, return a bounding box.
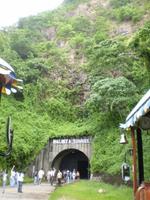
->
[9,29,34,59]
[86,39,133,78]
[86,76,138,120]
[131,22,150,73]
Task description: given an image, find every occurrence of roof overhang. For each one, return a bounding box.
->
[120,89,150,130]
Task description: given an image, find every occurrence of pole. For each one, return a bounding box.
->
[136,128,144,185]
[131,127,138,197]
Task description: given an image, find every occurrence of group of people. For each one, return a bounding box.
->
[0,165,24,193]
[33,168,56,186]
[33,168,80,186]
[61,169,80,184]
[56,169,80,186]
[1,166,81,194]
[33,168,56,185]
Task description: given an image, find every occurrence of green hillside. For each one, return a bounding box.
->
[0,0,150,179]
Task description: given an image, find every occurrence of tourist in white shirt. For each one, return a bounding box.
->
[2,170,8,193]
[17,171,24,193]
[49,168,55,185]
[38,168,45,184]
[10,165,16,187]
[57,170,62,186]
[47,170,52,184]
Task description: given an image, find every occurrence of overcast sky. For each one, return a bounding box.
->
[0,0,64,28]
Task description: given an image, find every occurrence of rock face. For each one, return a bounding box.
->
[42,27,56,40]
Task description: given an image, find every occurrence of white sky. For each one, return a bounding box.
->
[0,0,64,28]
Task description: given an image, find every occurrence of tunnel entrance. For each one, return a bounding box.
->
[52,149,90,179]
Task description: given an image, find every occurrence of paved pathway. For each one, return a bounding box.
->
[0,183,55,200]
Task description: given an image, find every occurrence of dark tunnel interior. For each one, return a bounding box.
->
[52,149,90,179]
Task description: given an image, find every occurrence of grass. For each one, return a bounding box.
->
[49,180,133,200]
[24,176,33,184]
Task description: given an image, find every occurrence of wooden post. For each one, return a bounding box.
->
[131,127,138,197]
[136,128,144,185]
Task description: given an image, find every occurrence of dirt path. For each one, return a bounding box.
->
[0,183,55,200]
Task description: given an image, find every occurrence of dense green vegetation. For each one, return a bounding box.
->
[49,180,133,200]
[0,0,150,181]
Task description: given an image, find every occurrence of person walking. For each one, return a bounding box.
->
[72,169,76,182]
[50,168,56,186]
[10,165,16,187]
[2,170,8,193]
[17,171,24,193]
[47,169,51,184]
[57,170,62,186]
[33,170,38,185]
[38,168,45,184]
[76,171,80,180]
[66,170,70,183]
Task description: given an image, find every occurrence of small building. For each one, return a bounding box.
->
[120,89,150,200]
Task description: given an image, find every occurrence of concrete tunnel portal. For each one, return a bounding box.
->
[28,136,92,179]
[52,149,90,179]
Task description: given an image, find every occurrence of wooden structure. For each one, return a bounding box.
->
[120,89,150,200]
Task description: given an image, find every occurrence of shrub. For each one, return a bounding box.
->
[110,0,132,8]
[113,5,143,22]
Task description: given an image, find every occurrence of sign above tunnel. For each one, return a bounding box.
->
[53,137,91,144]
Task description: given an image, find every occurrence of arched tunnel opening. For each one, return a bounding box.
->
[52,149,90,179]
